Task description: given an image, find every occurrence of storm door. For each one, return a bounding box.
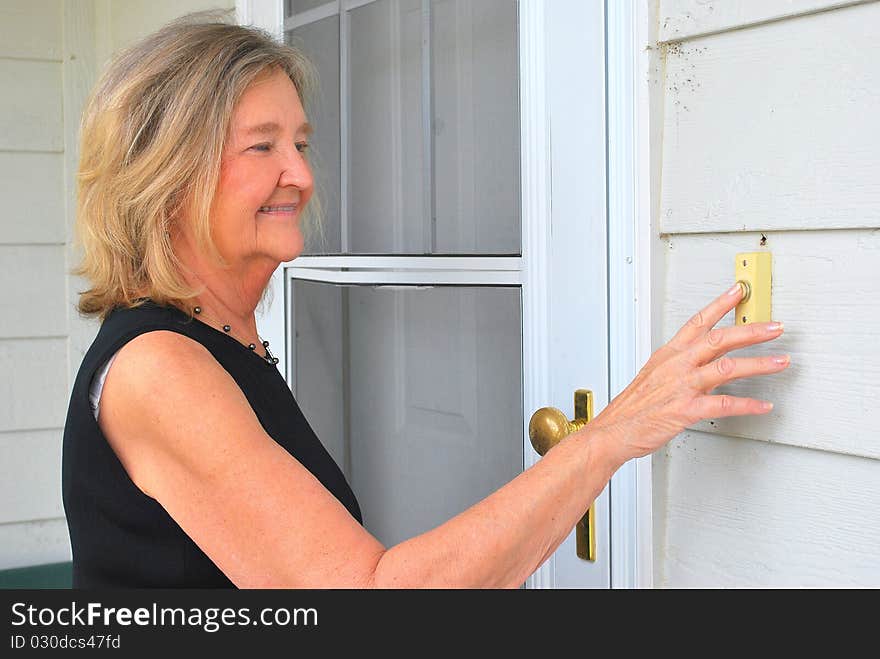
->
[272,0,610,587]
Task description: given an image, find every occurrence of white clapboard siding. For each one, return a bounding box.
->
[659,1,880,234]
[658,0,873,43]
[0,0,62,61]
[0,60,63,152]
[0,338,68,432]
[0,0,67,573]
[662,230,880,460]
[0,246,67,338]
[0,429,64,524]
[0,518,70,570]
[0,153,65,244]
[655,430,880,587]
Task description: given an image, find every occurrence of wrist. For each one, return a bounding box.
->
[576,424,626,481]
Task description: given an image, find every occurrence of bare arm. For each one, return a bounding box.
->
[99,283,787,588]
[368,427,616,588]
[101,329,615,588]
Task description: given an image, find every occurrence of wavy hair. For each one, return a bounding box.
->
[71,11,323,321]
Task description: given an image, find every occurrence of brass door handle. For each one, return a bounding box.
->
[528,389,596,562]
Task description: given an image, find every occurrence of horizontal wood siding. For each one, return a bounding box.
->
[653,0,880,586]
[658,0,873,43]
[0,519,70,571]
[0,153,65,244]
[660,1,880,234]
[0,430,64,524]
[0,0,71,570]
[0,338,69,432]
[0,60,63,152]
[0,246,67,338]
[655,430,880,587]
[0,0,62,61]
[662,230,880,460]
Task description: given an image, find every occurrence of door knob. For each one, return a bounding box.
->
[528,389,596,562]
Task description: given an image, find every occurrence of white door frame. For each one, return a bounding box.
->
[242,0,654,589]
[606,0,654,590]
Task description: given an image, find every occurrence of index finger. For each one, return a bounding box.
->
[669,283,745,348]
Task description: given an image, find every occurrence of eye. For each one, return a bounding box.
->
[295,142,310,153]
[249,142,272,153]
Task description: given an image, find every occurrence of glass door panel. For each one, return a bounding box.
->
[431,0,520,254]
[285,0,520,255]
[348,0,426,254]
[287,15,342,253]
[291,279,522,546]
[286,0,335,14]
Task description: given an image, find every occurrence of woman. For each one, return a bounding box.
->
[62,16,788,588]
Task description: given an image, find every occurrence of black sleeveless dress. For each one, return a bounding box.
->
[61,299,362,588]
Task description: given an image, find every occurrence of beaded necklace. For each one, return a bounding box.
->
[192,305,279,366]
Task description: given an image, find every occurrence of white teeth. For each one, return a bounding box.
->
[258,205,296,212]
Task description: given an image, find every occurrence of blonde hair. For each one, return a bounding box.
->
[72,11,323,321]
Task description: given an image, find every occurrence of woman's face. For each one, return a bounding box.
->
[209,68,314,267]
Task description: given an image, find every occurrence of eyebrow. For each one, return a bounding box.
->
[243,121,314,136]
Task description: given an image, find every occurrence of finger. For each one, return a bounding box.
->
[668,283,745,350]
[690,320,785,365]
[692,393,774,419]
[691,354,790,392]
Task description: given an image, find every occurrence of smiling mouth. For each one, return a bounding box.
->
[258,205,297,214]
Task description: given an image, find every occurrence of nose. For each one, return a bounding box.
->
[278,145,313,191]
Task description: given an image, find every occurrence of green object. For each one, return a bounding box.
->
[0,561,72,589]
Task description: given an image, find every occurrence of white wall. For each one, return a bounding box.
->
[0,0,70,571]
[0,0,233,571]
[651,0,880,586]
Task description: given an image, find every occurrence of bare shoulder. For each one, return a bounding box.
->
[98,329,257,495]
[110,328,220,382]
[102,329,236,409]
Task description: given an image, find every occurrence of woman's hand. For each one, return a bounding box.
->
[590,282,789,468]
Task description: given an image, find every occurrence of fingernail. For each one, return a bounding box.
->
[773,355,790,365]
[762,401,774,411]
[767,321,784,332]
[727,283,742,296]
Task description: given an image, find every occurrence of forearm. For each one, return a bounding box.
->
[368,426,621,588]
